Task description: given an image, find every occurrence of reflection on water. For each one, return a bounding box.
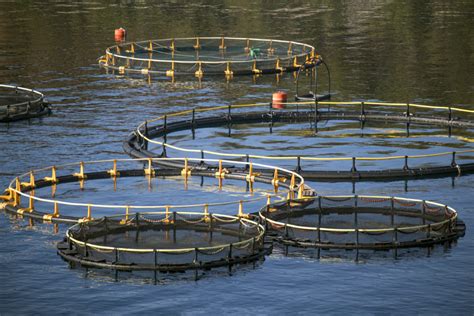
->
[0,0,473,314]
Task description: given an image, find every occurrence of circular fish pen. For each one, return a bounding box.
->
[57,211,268,272]
[259,195,465,250]
[124,101,474,181]
[0,84,51,122]
[98,37,319,77]
[0,158,309,224]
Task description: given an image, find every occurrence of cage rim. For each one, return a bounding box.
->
[2,157,307,223]
[259,194,458,234]
[0,84,44,108]
[103,36,315,65]
[66,211,265,254]
[127,100,474,180]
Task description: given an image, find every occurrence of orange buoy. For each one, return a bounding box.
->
[272,91,287,109]
[114,27,126,41]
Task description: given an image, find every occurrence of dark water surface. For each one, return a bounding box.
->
[0,1,473,314]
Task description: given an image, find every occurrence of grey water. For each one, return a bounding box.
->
[0,1,473,314]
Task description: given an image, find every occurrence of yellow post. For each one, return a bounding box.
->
[272,168,279,192]
[298,184,304,199]
[130,42,135,54]
[181,158,191,179]
[14,177,21,206]
[86,204,92,220]
[53,202,59,217]
[44,166,57,183]
[267,194,271,205]
[145,158,155,177]
[268,40,274,54]
[166,60,175,77]
[195,62,203,78]
[293,56,301,68]
[238,200,244,217]
[170,38,175,52]
[74,162,86,180]
[120,205,130,225]
[29,171,35,188]
[148,40,153,51]
[165,205,171,223]
[108,159,119,178]
[290,173,296,190]
[219,36,226,50]
[287,42,293,55]
[225,62,233,77]
[28,195,34,212]
[252,60,262,74]
[194,37,201,49]
[148,58,152,70]
[275,58,283,73]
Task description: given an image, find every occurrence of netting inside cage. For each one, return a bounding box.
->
[2,157,307,224]
[0,84,50,121]
[126,101,474,180]
[99,37,318,76]
[60,212,266,270]
[260,196,464,249]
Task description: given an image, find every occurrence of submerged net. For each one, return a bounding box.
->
[98,37,318,76]
[0,84,50,121]
[58,212,266,271]
[260,195,464,249]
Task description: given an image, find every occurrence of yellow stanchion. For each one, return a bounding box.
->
[252,60,262,74]
[225,62,233,77]
[73,162,87,180]
[21,171,35,188]
[244,38,250,52]
[166,60,175,77]
[144,158,155,177]
[293,56,301,68]
[219,37,226,50]
[14,177,21,206]
[275,58,283,72]
[107,159,119,178]
[271,168,279,192]
[195,62,203,78]
[181,158,191,179]
[237,200,248,218]
[193,37,201,49]
[44,166,57,183]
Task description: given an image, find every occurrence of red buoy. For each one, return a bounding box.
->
[114,27,126,41]
[272,91,287,109]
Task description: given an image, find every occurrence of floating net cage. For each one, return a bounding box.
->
[0,158,309,224]
[98,37,319,77]
[125,100,474,181]
[56,211,269,272]
[260,195,465,250]
[0,84,51,122]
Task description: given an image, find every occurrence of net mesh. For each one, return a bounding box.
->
[65,212,265,268]
[100,37,317,76]
[261,196,459,249]
[0,85,47,120]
